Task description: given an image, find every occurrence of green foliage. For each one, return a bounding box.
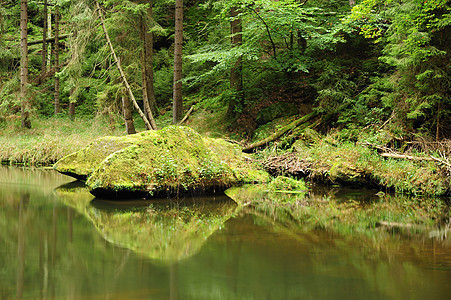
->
[344,0,451,136]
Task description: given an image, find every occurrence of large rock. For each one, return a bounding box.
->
[54,126,269,198]
[53,133,145,180]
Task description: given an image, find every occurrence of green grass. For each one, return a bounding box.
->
[0,115,140,165]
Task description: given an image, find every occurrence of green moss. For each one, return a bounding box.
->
[292,140,450,196]
[53,132,155,180]
[53,126,269,198]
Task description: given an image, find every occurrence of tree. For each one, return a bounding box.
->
[95,0,153,130]
[41,0,48,74]
[345,0,451,139]
[54,5,61,115]
[140,10,157,130]
[121,93,136,134]
[20,0,31,128]
[172,0,183,124]
[226,6,243,120]
[142,0,158,119]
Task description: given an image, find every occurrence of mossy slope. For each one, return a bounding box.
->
[55,126,269,198]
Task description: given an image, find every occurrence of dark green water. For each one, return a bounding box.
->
[1,166,451,299]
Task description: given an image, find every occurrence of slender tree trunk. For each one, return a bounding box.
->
[140,16,157,130]
[227,7,243,120]
[69,102,75,119]
[172,0,183,124]
[69,88,75,120]
[54,6,60,115]
[95,0,152,130]
[20,0,31,128]
[141,58,157,130]
[41,0,48,73]
[143,1,158,116]
[121,94,136,134]
[0,1,4,45]
[47,6,52,69]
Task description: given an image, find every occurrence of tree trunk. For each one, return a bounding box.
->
[144,2,157,116]
[172,0,183,124]
[69,88,75,120]
[46,5,51,70]
[140,15,157,130]
[69,102,75,119]
[227,7,243,120]
[41,0,48,73]
[0,0,3,43]
[54,5,60,115]
[20,0,31,128]
[141,59,157,130]
[95,0,152,130]
[121,94,136,134]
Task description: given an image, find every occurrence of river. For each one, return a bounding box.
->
[1,166,450,299]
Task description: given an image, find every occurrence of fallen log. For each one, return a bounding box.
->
[27,34,71,46]
[380,153,434,161]
[242,111,318,153]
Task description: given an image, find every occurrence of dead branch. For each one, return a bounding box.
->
[242,111,318,153]
[95,1,152,130]
[380,153,434,161]
[178,105,194,125]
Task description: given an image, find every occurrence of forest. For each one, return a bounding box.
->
[0,0,450,195]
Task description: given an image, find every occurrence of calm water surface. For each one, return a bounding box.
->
[1,166,451,299]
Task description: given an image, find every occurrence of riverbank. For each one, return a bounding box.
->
[0,116,133,165]
[1,115,450,196]
[262,139,451,196]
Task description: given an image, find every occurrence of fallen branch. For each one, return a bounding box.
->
[430,154,451,168]
[242,111,318,153]
[27,34,71,46]
[95,1,152,130]
[178,105,194,125]
[380,153,434,161]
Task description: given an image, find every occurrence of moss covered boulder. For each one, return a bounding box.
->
[53,133,146,180]
[54,126,269,198]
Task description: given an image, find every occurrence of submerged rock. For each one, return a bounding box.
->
[54,126,269,198]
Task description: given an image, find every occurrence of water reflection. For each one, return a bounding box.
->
[55,182,238,263]
[2,166,451,299]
